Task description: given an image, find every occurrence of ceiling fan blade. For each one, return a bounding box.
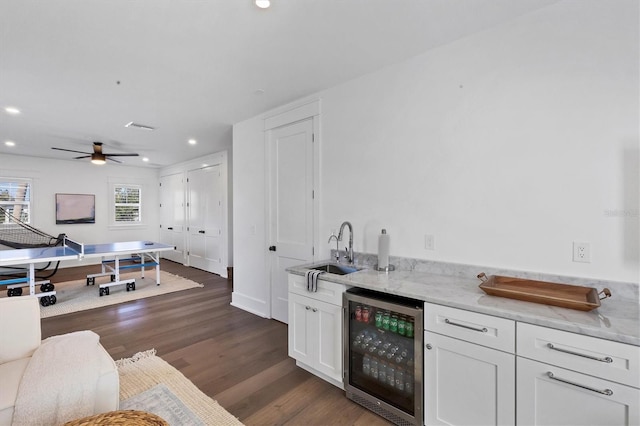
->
[106,157,123,163]
[73,155,91,159]
[52,147,91,155]
[104,153,140,157]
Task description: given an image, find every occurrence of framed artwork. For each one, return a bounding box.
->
[55,193,95,224]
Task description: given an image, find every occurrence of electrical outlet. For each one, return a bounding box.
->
[573,242,591,263]
[425,234,435,250]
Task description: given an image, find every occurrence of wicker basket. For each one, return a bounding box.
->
[64,410,169,426]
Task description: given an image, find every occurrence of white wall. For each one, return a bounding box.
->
[1,154,160,266]
[320,0,639,283]
[232,118,269,316]
[233,0,638,318]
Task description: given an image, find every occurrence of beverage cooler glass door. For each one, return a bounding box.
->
[343,288,423,426]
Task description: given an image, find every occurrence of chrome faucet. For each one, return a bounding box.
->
[337,221,354,264]
[327,233,339,261]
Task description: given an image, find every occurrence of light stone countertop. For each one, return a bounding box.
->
[287,260,640,347]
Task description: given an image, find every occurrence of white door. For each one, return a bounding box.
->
[269,118,315,323]
[517,357,640,426]
[424,332,516,426]
[159,172,185,264]
[187,165,224,276]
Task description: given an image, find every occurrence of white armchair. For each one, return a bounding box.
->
[0,296,119,425]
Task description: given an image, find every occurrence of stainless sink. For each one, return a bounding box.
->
[311,263,360,275]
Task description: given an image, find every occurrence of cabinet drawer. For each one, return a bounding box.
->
[424,303,515,353]
[517,322,640,388]
[517,357,640,426]
[288,274,347,306]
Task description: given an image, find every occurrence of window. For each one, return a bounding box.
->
[114,185,141,223]
[0,178,32,224]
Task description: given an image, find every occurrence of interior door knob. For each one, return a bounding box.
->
[269,246,276,251]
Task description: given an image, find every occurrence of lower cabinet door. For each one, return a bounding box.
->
[424,332,515,426]
[312,297,343,381]
[517,357,640,426]
[288,292,343,384]
[288,293,314,366]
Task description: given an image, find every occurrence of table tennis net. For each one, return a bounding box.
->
[0,206,65,249]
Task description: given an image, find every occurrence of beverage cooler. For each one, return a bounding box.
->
[343,287,423,426]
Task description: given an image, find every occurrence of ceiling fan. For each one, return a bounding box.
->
[51,142,139,165]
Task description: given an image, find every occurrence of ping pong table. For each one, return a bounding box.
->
[0,237,175,305]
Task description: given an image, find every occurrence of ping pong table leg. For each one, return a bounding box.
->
[155,252,160,285]
[29,263,35,296]
[28,263,57,306]
[140,254,146,280]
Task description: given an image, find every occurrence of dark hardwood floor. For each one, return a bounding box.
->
[40,261,391,426]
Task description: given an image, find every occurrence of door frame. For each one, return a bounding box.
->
[264,99,321,319]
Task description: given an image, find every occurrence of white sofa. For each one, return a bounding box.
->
[0,296,119,425]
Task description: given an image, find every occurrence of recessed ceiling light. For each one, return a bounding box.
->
[5,141,16,147]
[188,139,197,145]
[255,0,270,8]
[5,107,20,115]
[142,157,149,162]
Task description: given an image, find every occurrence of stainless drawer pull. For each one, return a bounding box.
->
[444,318,488,333]
[547,371,613,396]
[547,343,613,363]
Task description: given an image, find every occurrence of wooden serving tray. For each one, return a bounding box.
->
[477,273,611,311]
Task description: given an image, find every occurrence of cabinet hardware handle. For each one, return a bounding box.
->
[547,372,613,396]
[312,308,317,312]
[198,230,205,234]
[305,306,310,310]
[167,227,173,230]
[444,318,488,333]
[426,344,432,350]
[547,343,613,363]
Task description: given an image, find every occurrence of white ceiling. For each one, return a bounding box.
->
[0,0,558,168]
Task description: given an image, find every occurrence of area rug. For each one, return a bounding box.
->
[117,349,243,426]
[39,270,203,318]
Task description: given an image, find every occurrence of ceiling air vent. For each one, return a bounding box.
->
[125,122,155,131]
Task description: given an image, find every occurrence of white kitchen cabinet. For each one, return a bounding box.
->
[517,322,640,389]
[516,323,640,426]
[288,274,346,388]
[517,357,639,426]
[424,303,516,426]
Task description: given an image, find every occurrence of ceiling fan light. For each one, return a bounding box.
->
[91,153,106,165]
[255,0,270,8]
